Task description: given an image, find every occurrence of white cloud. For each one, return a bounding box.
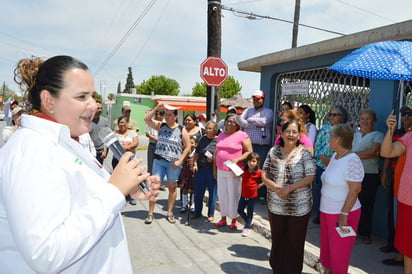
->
[0,0,411,99]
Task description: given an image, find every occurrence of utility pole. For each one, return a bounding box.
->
[291,0,301,48]
[207,0,221,121]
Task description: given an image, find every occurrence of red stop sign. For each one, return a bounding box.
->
[200,57,228,87]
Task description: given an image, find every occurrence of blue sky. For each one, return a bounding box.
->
[0,0,411,99]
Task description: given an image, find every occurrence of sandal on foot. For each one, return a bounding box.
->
[214,220,227,228]
[144,214,153,224]
[166,214,176,224]
[207,216,214,222]
[230,222,238,230]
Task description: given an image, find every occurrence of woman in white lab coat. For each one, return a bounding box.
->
[0,55,160,273]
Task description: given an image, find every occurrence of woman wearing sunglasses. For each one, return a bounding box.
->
[313,106,349,224]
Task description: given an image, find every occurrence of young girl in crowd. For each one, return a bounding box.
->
[237,152,263,237]
[179,136,198,213]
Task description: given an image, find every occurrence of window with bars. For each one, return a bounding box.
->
[275,67,371,129]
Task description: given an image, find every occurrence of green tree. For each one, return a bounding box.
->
[124,67,135,93]
[136,75,179,96]
[191,75,242,98]
[117,81,121,94]
[192,82,207,97]
[108,93,115,100]
[94,93,102,102]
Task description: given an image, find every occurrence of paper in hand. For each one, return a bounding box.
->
[335,226,356,238]
[204,150,213,159]
[224,160,244,176]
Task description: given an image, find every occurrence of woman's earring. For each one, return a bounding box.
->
[50,110,54,114]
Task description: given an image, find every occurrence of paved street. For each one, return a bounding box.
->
[118,149,317,274]
[121,181,316,274]
[122,194,275,273]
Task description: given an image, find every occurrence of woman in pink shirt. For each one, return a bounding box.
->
[381,110,412,273]
[214,114,253,230]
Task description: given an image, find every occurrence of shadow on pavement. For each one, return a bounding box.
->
[227,244,269,261]
[221,261,271,274]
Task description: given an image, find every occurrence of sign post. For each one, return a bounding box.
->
[200,57,228,120]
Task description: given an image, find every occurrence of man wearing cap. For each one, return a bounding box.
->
[240,90,274,199]
[114,105,139,132]
[198,113,207,129]
[89,100,110,164]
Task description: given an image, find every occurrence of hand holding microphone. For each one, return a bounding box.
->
[99,128,159,200]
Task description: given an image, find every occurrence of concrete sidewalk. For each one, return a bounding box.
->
[233,197,403,274]
[136,135,403,274]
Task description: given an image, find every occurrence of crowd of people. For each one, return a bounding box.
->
[1,55,410,274]
[138,91,404,274]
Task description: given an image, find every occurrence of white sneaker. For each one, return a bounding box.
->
[241,228,250,237]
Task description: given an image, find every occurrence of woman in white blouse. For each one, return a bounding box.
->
[320,123,364,274]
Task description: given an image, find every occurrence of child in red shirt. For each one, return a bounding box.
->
[237,152,264,237]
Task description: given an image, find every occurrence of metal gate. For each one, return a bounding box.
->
[275,67,370,129]
[401,80,412,105]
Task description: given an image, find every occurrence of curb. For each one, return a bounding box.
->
[204,195,366,274]
[138,143,366,273]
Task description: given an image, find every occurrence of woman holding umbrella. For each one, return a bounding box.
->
[381,110,412,273]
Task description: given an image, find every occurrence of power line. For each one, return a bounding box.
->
[336,0,395,23]
[0,31,56,57]
[220,5,346,36]
[94,0,157,76]
[131,0,170,66]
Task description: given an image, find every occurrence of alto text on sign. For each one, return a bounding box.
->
[200,57,228,87]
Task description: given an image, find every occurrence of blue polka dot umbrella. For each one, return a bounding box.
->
[329,41,412,81]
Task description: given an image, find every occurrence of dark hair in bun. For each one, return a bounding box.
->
[14,55,88,111]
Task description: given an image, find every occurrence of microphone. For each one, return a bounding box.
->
[99,127,151,198]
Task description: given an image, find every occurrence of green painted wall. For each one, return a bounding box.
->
[110,96,156,135]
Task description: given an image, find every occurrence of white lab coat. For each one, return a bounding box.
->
[0,115,132,274]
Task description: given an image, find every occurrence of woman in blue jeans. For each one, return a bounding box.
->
[192,121,218,222]
[144,104,191,224]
